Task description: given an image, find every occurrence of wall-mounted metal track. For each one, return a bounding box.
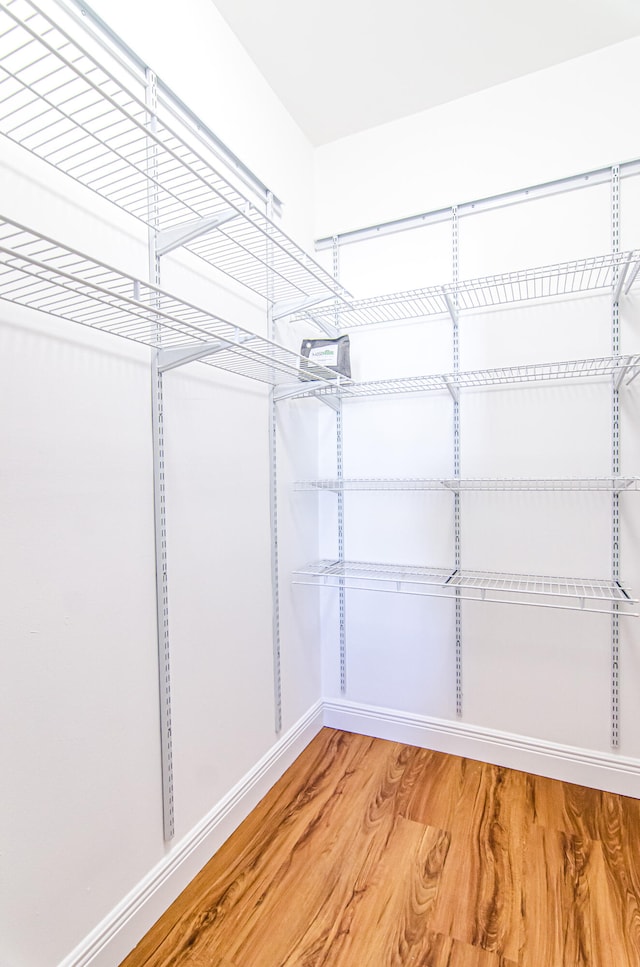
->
[332,238,347,695]
[611,165,621,749]
[0,0,349,307]
[336,401,347,694]
[146,68,174,841]
[267,191,282,735]
[451,207,462,718]
[151,354,174,841]
[269,376,282,734]
[315,158,640,250]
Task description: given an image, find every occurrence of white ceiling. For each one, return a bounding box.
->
[210,0,640,145]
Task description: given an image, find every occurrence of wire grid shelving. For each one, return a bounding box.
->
[0,0,349,308]
[294,477,640,492]
[278,354,640,403]
[293,251,640,331]
[293,559,637,615]
[0,216,343,386]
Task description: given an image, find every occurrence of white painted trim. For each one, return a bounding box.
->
[58,701,324,967]
[323,699,640,799]
[59,697,640,967]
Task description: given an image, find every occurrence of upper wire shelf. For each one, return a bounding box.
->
[293,251,640,331]
[295,477,640,492]
[293,559,637,616]
[0,0,349,309]
[0,216,344,386]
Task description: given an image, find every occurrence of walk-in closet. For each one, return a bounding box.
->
[1,1,639,964]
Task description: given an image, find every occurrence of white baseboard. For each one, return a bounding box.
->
[59,697,640,967]
[59,701,324,967]
[323,699,640,798]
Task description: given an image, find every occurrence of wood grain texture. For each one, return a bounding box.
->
[120,729,640,967]
[428,761,526,961]
[419,932,518,966]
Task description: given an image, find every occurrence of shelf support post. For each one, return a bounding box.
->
[146,69,174,840]
[452,206,462,718]
[611,165,621,749]
[333,237,347,695]
[267,191,283,734]
[151,352,174,842]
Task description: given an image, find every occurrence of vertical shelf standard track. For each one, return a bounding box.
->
[452,206,462,718]
[611,165,621,749]
[267,191,282,734]
[151,355,174,842]
[146,68,174,841]
[334,237,347,694]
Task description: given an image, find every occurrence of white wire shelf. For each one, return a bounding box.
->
[293,251,640,330]
[295,477,640,492]
[277,354,640,403]
[0,216,345,386]
[0,0,349,308]
[293,560,637,615]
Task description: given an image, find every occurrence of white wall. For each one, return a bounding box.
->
[315,37,640,236]
[0,2,322,966]
[3,6,640,966]
[313,40,640,769]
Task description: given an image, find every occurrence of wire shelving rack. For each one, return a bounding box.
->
[0,0,354,845]
[277,354,640,403]
[293,251,640,331]
[294,477,640,492]
[0,0,349,309]
[0,216,342,385]
[293,560,637,616]
[1,0,639,830]
[294,185,640,721]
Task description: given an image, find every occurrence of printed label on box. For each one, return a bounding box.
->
[308,345,339,367]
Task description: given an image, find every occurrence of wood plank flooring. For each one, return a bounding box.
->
[120,728,640,967]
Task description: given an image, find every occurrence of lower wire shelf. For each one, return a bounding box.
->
[293,559,638,615]
[294,477,640,492]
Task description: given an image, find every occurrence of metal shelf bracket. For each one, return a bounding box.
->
[157,334,255,373]
[612,255,631,304]
[317,393,341,412]
[624,260,640,297]
[273,383,308,403]
[155,210,242,257]
[613,356,638,391]
[444,290,459,324]
[443,376,460,403]
[272,295,338,330]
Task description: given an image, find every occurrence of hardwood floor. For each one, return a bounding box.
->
[120,729,640,967]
